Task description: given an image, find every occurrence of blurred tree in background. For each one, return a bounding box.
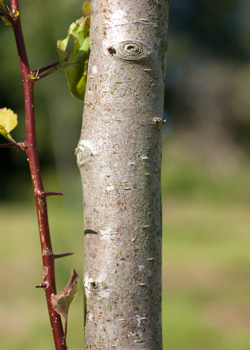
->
[0,0,84,200]
[165,0,250,168]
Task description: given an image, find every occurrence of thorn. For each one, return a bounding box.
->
[35,282,47,289]
[54,252,74,259]
[39,191,68,198]
[0,142,26,152]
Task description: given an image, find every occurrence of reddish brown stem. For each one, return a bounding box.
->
[9,1,66,349]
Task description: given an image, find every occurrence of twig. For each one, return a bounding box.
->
[9,1,67,348]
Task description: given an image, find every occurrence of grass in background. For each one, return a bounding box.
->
[1,139,250,349]
[162,138,250,349]
[162,199,250,350]
[0,201,84,350]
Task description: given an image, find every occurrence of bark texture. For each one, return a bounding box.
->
[76,1,169,349]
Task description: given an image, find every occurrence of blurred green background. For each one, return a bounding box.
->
[1,0,250,349]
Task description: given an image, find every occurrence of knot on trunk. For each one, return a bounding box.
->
[75,140,96,167]
[115,40,151,61]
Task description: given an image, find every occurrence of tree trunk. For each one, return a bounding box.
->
[76,1,169,349]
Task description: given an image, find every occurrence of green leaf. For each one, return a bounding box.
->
[82,1,91,17]
[0,16,11,26]
[0,0,7,11]
[0,0,11,25]
[57,15,90,101]
[0,107,18,142]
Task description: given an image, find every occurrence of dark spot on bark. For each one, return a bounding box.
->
[107,46,116,55]
[84,229,98,235]
[91,281,98,289]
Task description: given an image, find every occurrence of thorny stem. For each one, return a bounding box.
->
[8,1,67,349]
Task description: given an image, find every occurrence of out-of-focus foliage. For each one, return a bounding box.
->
[0,0,85,199]
[0,0,250,199]
[165,0,250,163]
[168,0,250,59]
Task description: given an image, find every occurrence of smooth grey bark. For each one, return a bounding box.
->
[76,0,169,349]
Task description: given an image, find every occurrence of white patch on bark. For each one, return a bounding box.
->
[98,289,110,299]
[105,9,127,26]
[88,313,94,321]
[135,315,148,327]
[92,65,98,74]
[128,331,137,337]
[106,185,114,191]
[128,161,135,166]
[99,227,118,237]
[84,275,95,298]
[78,139,97,155]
